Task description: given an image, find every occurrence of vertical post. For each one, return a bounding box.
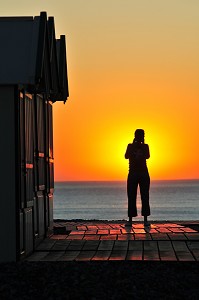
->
[0,86,18,261]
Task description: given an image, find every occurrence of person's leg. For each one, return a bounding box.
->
[127,172,138,219]
[144,216,149,226]
[128,216,132,224]
[139,171,150,225]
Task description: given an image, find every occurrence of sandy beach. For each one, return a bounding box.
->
[0,261,199,299]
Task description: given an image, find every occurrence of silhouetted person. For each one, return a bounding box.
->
[125,129,150,226]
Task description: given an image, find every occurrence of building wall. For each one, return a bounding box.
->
[19,92,54,258]
[0,87,54,261]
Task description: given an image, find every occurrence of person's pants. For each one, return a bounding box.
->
[127,171,150,217]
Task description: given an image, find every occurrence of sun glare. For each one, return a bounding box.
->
[53,1,199,182]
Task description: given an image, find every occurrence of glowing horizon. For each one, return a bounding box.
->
[53,1,199,181]
[2,1,199,181]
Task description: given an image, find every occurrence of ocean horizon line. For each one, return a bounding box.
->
[55,178,199,183]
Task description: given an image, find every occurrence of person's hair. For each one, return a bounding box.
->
[134,129,145,143]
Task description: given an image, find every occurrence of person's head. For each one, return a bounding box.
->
[134,129,145,143]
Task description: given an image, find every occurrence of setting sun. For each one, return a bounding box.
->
[1,1,199,181]
[4,0,195,182]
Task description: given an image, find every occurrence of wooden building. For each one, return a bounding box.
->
[0,12,69,261]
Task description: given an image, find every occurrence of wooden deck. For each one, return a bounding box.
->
[27,221,199,261]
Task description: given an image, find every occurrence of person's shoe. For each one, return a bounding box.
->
[125,220,132,227]
[144,221,150,227]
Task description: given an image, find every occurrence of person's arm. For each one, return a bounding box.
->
[144,144,150,159]
[125,144,131,159]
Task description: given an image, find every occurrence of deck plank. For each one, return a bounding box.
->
[109,250,127,260]
[92,251,111,261]
[126,250,143,260]
[98,240,114,251]
[75,250,96,261]
[172,241,195,261]
[158,241,177,261]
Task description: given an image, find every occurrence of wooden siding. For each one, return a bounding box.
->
[19,91,54,259]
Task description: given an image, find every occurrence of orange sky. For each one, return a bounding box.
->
[2,1,199,181]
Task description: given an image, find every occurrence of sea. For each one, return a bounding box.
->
[53,180,199,221]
